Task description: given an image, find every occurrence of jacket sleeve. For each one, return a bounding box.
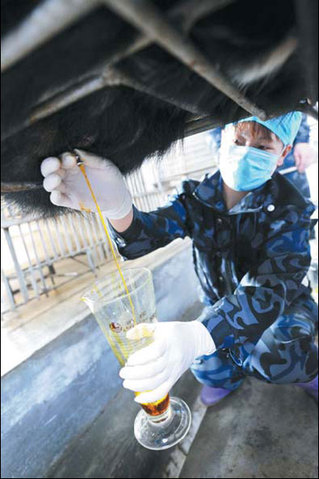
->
[198,203,315,357]
[293,113,310,144]
[109,191,192,260]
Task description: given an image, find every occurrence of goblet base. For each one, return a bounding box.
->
[134,397,191,450]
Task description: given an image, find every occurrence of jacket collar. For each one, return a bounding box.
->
[193,170,272,215]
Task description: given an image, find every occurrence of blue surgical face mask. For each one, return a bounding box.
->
[219,144,281,191]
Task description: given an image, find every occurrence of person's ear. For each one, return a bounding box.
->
[277,145,292,167]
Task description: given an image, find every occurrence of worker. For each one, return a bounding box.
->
[40,112,318,406]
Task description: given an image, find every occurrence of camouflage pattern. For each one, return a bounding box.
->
[110,170,318,386]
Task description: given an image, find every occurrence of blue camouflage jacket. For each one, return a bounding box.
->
[111,171,315,355]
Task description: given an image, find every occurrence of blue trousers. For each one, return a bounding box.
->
[191,295,318,390]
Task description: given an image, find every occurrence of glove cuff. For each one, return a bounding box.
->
[104,189,133,220]
[191,320,216,358]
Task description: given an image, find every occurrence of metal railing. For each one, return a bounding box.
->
[1,206,109,313]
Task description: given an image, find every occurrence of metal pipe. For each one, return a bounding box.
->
[138,170,151,212]
[89,214,105,264]
[67,214,82,254]
[30,66,204,124]
[36,220,56,287]
[135,170,148,211]
[1,0,99,71]
[131,173,143,210]
[37,219,52,262]
[75,214,89,252]
[3,227,29,303]
[95,213,111,260]
[1,268,16,311]
[28,1,236,122]
[60,215,74,255]
[82,214,98,270]
[27,222,48,293]
[2,0,259,141]
[2,36,151,141]
[45,219,59,261]
[136,172,147,211]
[102,0,267,120]
[18,224,40,297]
[53,217,67,256]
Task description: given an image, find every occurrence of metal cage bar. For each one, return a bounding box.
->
[2,0,267,143]
[30,66,205,124]
[18,224,41,297]
[102,0,267,120]
[1,0,99,72]
[3,227,29,303]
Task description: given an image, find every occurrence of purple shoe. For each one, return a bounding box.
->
[296,375,318,401]
[200,385,233,406]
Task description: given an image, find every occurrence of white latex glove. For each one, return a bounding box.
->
[119,321,216,404]
[40,149,132,219]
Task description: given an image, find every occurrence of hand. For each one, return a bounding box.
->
[293,143,316,173]
[119,321,216,404]
[40,149,132,219]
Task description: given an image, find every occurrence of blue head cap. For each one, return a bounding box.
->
[237,111,303,146]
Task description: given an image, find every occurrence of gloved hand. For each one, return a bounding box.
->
[40,149,132,219]
[119,321,216,404]
[293,143,316,173]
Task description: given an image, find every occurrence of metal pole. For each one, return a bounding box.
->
[132,171,146,211]
[1,0,99,71]
[18,224,40,297]
[137,169,151,212]
[67,215,82,254]
[96,218,111,261]
[45,219,59,261]
[3,227,29,303]
[36,220,52,263]
[27,222,48,293]
[54,217,67,256]
[89,214,105,264]
[60,215,74,255]
[5,0,235,134]
[82,214,98,272]
[36,219,57,286]
[30,66,203,125]
[75,214,89,252]
[102,0,267,120]
[1,268,16,312]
